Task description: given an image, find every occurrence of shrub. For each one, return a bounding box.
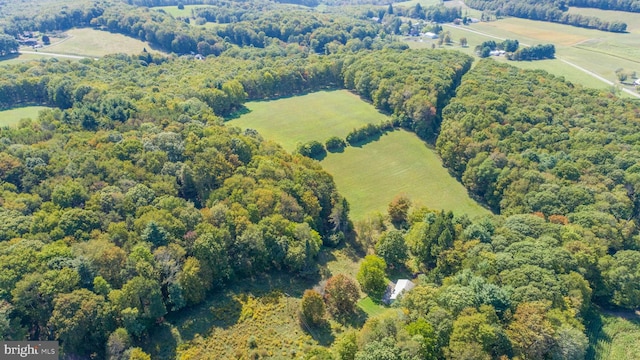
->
[325,136,346,152]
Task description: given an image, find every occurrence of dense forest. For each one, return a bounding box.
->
[1,0,640,359]
[466,0,628,32]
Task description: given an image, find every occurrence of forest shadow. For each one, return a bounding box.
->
[165,291,243,340]
[335,307,368,328]
[224,105,251,121]
[142,323,179,359]
[300,319,335,346]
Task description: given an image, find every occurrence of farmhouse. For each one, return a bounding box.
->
[423,32,438,39]
[384,279,416,304]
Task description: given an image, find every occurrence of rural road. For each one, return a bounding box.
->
[442,24,640,99]
[20,50,90,60]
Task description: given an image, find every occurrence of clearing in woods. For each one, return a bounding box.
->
[0,106,51,127]
[228,90,490,220]
[228,90,389,153]
[42,28,161,58]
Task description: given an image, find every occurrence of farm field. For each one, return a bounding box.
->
[588,312,640,360]
[0,106,50,126]
[228,90,389,152]
[321,130,490,220]
[43,28,160,57]
[459,15,640,89]
[404,31,611,90]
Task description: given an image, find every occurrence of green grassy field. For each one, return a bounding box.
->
[0,106,50,126]
[321,130,490,220]
[229,90,490,220]
[588,311,640,360]
[154,4,215,18]
[44,28,161,57]
[357,297,390,317]
[228,90,389,152]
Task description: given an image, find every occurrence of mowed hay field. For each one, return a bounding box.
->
[44,28,160,57]
[0,106,50,127]
[229,90,389,152]
[229,90,489,220]
[321,130,490,220]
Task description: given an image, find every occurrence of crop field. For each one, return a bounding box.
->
[44,28,160,57]
[0,106,50,126]
[588,312,640,360]
[228,90,389,152]
[466,16,640,83]
[321,130,490,220]
[407,14,640,94]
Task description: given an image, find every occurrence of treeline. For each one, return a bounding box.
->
[342,49,473,142]
[476,39,519,57]
[569,0,640,12]
[508,43,556,60]
[466,0,627,32]
[0,34,18,57]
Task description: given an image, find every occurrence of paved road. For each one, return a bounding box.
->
[19,50,89,60]
[442,24,640,99]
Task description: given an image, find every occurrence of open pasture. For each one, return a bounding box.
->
[321,130,490,220]
[0,106,50,127]
[228,90,388,152]
[45,28,160,57]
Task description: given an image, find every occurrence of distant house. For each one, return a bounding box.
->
[384,279,416,304]
[423,32,438,39]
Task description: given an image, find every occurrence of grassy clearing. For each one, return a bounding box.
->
[357,297,391,317]
[321,129,490,221]
[587,311,640,360]
[0,106,50,126]
[228,90,388,152]
[146,272,323,359]
[395,0,442,7]
[45,28,161,57]
[154,4,215,18]
[229,90,489,220]
[175,293,315,359]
